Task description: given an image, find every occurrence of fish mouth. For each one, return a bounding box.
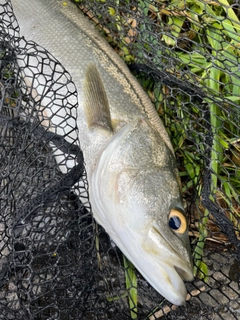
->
[174,265,193,282]
[149,259,193,306]
[159,243,194,302]
[140,225,194,305]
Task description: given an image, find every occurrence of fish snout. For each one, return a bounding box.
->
[140,223,194,305]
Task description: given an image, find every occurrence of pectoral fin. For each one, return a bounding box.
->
[83,63,112,131]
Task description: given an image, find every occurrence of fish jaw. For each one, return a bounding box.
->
[90,118,194,305]
[141,224,194,305]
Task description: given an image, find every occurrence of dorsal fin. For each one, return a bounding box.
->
[83,63,112,131]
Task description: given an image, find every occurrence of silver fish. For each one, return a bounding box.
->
[11,0,194,305]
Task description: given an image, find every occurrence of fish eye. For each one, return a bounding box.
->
[168,209,187,234]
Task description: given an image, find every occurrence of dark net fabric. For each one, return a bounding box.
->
[0,2,96,319]
[0,0,240,319]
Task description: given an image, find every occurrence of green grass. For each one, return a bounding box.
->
[123,256,138,319]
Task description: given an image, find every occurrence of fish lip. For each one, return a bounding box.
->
[162,255,194,289]
[174,264,194,282]
[145,224,194,303]
[151,224,193,275]
[144,258,192,305]
[166,246,194,283]
[156,247,194,304]
[155,260,193,305]
[159,240,194,284]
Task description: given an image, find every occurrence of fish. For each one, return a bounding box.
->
[10,0,194,305]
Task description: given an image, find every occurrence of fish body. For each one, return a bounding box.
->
[10,0,193,305]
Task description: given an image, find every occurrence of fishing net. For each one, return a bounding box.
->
[0,2,95,319]
[0,0,240,319]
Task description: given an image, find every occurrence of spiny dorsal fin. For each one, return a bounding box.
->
[83,63,112,131]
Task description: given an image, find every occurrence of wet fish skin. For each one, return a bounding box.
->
[10,0,194,305]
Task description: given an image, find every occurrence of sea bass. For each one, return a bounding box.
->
[10,0,193,305]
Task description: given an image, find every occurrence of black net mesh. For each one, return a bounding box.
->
[0,2,95,319]
[0,0,240,319]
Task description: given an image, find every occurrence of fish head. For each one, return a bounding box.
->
[90,117,194,305]
[112,166,193,305]
[128,168,194,303]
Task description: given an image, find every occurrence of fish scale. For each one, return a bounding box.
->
[10,0,194,306]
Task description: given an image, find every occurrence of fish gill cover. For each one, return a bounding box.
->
[0,0,239,319]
